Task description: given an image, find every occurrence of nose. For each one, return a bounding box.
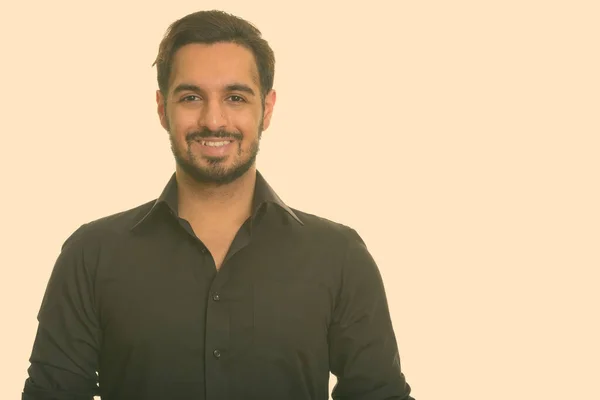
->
[199,99,228,132]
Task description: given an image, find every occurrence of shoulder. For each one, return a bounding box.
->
[60,199,156,252]
[288,207,368,251]
[286,208,385,296]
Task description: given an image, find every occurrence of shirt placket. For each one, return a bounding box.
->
[200,224,252,400]
[204,255,230,400]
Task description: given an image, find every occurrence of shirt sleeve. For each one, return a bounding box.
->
[22,224,101,400]
[328,228,414,400]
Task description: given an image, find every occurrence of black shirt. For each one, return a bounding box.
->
[22,170,414,400]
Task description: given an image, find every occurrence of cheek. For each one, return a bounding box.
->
[235,111,262,134]
[168,109,196,133]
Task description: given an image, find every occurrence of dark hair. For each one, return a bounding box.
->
[152,10,275,101]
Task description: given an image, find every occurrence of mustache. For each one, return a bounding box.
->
[186,128,243,142]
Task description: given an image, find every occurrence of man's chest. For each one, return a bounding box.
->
[93,240,339,365]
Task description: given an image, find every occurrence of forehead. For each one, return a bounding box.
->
[170,42,260,91]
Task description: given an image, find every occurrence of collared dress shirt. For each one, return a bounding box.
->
[22,170,414,400]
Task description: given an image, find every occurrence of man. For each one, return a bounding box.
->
[22,10,414,400]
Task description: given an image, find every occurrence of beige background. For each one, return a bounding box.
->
[1,1,599,399]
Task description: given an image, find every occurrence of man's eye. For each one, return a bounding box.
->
[181,95,200,102]
[229,95,245,102]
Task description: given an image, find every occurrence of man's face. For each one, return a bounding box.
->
[157,42,276,186]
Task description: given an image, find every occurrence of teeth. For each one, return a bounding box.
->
[201,140,231,147]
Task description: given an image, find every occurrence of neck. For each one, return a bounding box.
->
[176,166,257,227]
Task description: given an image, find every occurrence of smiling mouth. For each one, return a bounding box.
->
[195,140,234,147]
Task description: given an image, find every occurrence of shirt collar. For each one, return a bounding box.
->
[131,170,303,231]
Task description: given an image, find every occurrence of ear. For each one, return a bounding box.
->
[261,89,277,131]
[156,89,169,131]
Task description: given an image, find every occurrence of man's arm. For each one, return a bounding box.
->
[22,224,101,400]
[329,228,414,400]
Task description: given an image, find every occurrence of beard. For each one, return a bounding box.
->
[167,118,263,187]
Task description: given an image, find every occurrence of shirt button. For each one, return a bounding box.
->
[213,349,221,359]
[212,293,220,301]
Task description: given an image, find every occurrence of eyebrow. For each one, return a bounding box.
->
[172,83,256,97]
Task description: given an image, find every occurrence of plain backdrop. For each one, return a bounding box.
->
[1,1,599,399]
